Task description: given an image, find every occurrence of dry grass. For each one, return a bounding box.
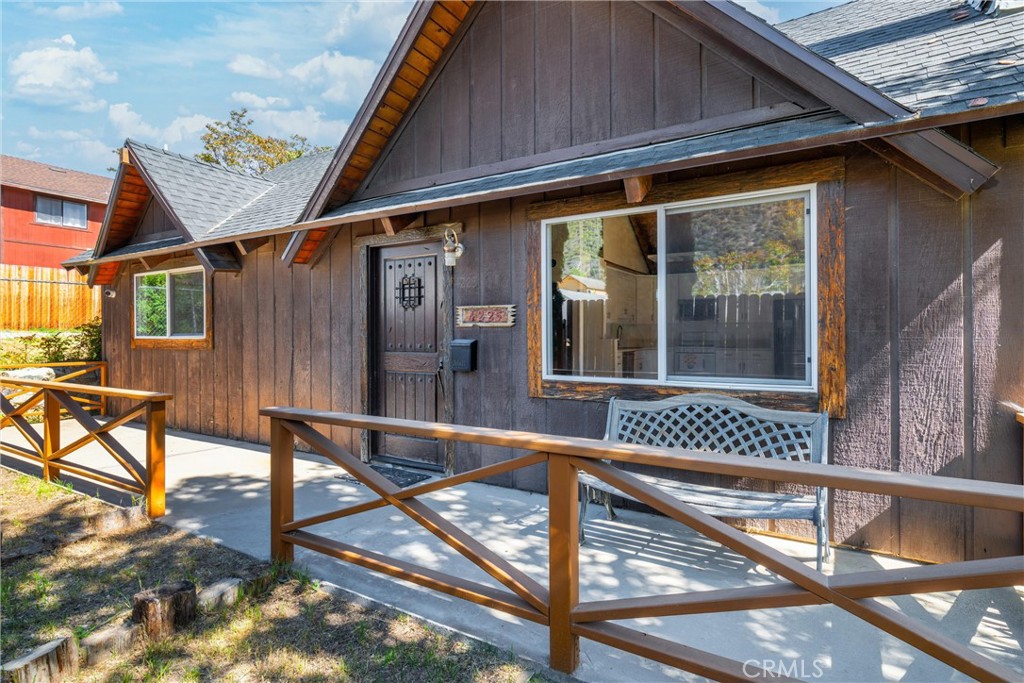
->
[0,469,550,682]
[1,468,264,660]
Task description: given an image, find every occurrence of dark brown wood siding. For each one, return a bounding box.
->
[358,0,812,199]
[102,119,1023,564]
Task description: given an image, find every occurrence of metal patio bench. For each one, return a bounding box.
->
[578,393,832,571]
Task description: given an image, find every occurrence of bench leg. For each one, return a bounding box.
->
[578,484,589,544]
[816,512,831,572]
[602,491,616,521]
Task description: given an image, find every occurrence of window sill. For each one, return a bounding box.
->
[532,378,822,413]
[31,222,89,230]
[132,336,211,350]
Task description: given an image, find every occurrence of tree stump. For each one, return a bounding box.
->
[131,581,197,640]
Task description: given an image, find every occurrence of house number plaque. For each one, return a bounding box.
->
[456,305,516,328]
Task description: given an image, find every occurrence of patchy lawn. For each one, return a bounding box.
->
[0,469,550,682]
[0,468,265,660]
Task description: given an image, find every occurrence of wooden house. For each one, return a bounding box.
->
[66,0,1023,564]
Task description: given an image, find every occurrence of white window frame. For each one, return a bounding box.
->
[133,266,207,340]
[541,183,818,393]
[34,195,88,229]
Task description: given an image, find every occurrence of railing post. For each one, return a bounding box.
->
[99,362,108,416]
[42,389,61,482]
[270,417,295,563]
[145,399,166,518]
[548,452,580,673]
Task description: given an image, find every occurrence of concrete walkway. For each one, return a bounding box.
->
[2,421,1022,682]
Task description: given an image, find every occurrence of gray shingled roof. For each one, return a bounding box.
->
[778,0,1024,116]
[128,141,272,238]
[126,140,334,242]
[206,150,334,241]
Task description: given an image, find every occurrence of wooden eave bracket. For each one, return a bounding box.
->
[863,129,1000,200]
[234,236,269,256]
[380,212,423,236]
[139,253,173,271]
[195,245,242,274]
[623,175,654,204]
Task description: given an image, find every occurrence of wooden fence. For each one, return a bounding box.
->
[1,377,170,518]
[0,264,101,330]
[263,407,1024,682]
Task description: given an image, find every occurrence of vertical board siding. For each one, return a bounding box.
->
[361,0,788,199]
[534,1,573,155]
[611,1,655,138]
[469,1,503,167]
[570,0,611,146]
[896,169,967,562]
[0,265,102,330]
[501,0,536,160]
[101,122,1023,564]
[969,119,1024,558]
[831,151,895,553]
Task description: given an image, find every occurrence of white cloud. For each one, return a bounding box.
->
[26,126,116,169]
[36,2,124,21]
[735,1,781,24]
[230,91,291,110]
[73,99,108,114]
[108,103,213,147]
[288,51,378,105]
[228,54,282,79]
[249,106,347,146]
[108,103,160,139]
[325,2,411,50]
[9,35,117,108]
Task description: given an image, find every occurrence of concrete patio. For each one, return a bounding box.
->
[2,420,1022,682]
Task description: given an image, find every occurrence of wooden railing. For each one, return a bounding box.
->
[0,361,108,416]
[262,407,1024,682]
[1,378,170,517]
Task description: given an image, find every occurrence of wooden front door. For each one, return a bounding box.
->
[372,242,445,469]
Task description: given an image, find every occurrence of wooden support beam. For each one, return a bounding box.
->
[235,236,269,256]
[623,175,653,204]
[120,147,131,165]
[139,253,172,270]
[380,212,423,236]
[195,245,242,274]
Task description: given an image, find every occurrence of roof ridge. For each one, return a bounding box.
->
[203,181,278,235]
[125,138,273,184]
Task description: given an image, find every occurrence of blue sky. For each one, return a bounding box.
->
[1,1,847,177]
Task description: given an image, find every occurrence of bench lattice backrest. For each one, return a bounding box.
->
[606,393,828,465]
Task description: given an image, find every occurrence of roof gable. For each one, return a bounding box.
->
[355,0,823,201]
[286,1,1005,264]
[80,141,334,283]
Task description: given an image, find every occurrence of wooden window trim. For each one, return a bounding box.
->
[129,264,213,351]
[526,158,846,417]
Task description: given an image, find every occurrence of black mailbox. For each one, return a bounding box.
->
[449,339,477,372]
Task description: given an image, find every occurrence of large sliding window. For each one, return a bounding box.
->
[543,185,816,392]
[134,267,206,340]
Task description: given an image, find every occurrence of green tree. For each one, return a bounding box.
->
[196,109,332,176]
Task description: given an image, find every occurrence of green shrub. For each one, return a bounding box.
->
[0,318,102,365]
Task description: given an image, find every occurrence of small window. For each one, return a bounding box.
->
[35,195,88,228]
[134,267,206,339]
[543,185,816,392]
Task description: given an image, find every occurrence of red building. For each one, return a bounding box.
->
[1,156,111,268]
